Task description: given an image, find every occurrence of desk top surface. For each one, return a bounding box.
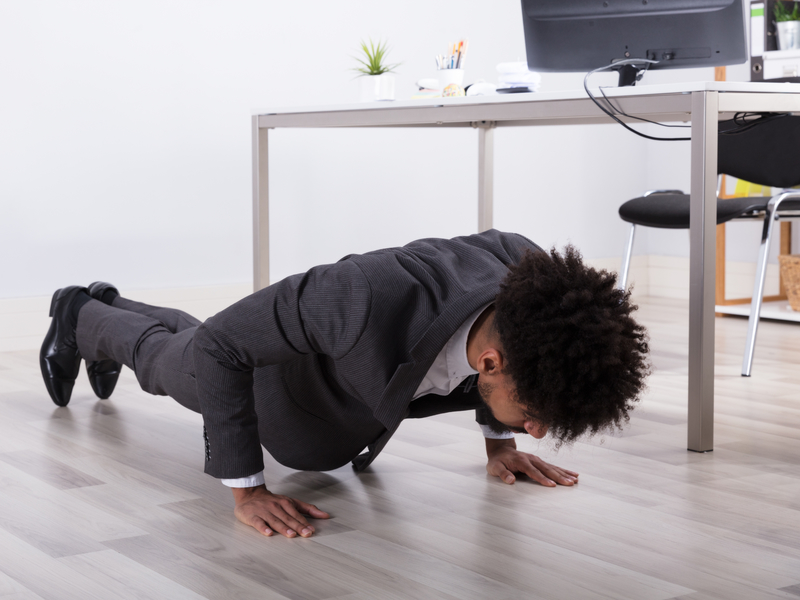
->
[254,80,800,117]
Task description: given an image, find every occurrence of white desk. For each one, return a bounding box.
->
[252,80,800,453]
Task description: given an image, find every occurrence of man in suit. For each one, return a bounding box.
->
[40,230,649,539]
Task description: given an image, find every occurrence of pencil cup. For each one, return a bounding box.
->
[438,69,464,90]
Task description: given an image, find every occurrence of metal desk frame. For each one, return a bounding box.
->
[252,81,800,453]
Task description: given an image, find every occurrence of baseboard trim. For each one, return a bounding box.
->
[0,284,252,353]
[0,256,782,352]
[588,255,782,301]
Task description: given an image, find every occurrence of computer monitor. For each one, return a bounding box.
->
[520,0,748,86]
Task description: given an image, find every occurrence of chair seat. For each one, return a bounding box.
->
[617,194,800,229]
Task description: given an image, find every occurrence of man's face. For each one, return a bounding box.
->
[478,375,549,438]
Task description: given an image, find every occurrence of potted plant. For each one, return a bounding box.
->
[775,0,800,50]
[353,39,400,102]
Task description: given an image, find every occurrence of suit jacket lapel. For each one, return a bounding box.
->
[352,280,501,473]
[372,280,500,432]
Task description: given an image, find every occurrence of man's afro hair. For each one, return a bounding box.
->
[494,245,650,446]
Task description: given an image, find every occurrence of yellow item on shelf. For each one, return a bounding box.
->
[732,178,772,197]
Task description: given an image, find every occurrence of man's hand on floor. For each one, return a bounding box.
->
[232,484,330,538]
[485,438,579,487]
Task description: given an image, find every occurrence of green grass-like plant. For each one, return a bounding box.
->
[775,0,800,22]
[352,38,400,76]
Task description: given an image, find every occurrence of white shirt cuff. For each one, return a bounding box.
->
[221,472,265,488]
[480,424,516,439]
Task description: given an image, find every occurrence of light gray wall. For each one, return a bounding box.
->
[0,0,757,298]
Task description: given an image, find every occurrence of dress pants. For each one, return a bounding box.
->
[75,297,386,472]
[77,297,202,412]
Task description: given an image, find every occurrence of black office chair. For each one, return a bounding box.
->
[618,115,800,377]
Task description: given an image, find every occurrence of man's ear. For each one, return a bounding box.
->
[476,347,505,377]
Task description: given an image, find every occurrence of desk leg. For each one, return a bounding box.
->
[478,126,494,232]
[687,91,718,452]
[252,117,270,292]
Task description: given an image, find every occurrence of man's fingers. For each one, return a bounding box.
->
[525,455,579,485]
[271,503,316,538]
[550,470,577,485]
[492,464,517,484]
[294,499,331,519]
[233,488,329,539]
[530,463,574,486]
[553,467,579,484]
[488,449,578,488]
[250,516,273,536]
[517,462,556,487]
[532,463,576,485]
[539,463,578,485]
[263,511,300,538]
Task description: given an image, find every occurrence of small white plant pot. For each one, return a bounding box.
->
[360,73,395,102]
[777,21,800,50]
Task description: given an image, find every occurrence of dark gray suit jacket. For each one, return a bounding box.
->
[193,230,541,479]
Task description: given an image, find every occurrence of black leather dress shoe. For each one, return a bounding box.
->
[85,281,122,400]
[40,286,86,407]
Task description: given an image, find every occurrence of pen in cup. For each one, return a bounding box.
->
[436,39,468,70]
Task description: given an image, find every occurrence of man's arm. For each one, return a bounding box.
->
[485,437,579,487]
[191,262,370,536]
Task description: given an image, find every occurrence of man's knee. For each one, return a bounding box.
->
[131,326,172,395]
[133,327,200,411]
[268,446,356,472]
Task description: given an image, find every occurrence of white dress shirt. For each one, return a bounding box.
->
[222,303,512,488]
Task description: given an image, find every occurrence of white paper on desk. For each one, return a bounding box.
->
[496,62,542,89]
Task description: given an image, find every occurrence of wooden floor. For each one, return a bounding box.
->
[1,296,800,599]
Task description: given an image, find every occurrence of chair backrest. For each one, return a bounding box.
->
[718,115,800,189]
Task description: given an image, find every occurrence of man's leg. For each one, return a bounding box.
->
[76,299,201,412]
[84,284,202,400]
[109,296,201,334]
[79,296,384,472]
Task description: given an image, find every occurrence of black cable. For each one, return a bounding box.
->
[584,60,792,141]
[583,59,692,142]
[598,85,691,129]
[719,111,790,134]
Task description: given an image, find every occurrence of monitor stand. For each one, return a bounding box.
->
[614,64,641,87]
